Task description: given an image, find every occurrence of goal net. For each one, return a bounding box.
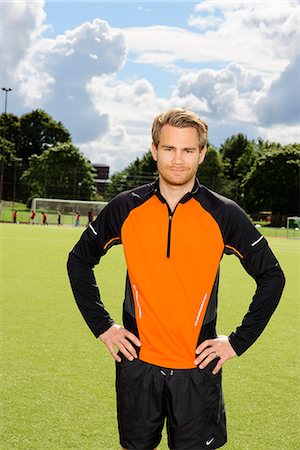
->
[286,216,300,239]
[30,198,108,225]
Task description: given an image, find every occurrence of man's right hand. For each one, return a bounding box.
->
[99,324,141,362]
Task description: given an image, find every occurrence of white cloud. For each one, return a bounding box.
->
[192,1,299,62]
[18,71,55,106]
[21,18,127,95]
[81,65,261,172]
[17,18,128,141]
[121,1,299,77]
[0,0,46,83]
[174,63,263,123]
[188,14,222,30]
[80,128,147,173]
[87,75,158,131]
[258,124,300,145]
[193,1,245,13]
[82,75,165,170]
[255,55,300,126]
[83,74,214,171]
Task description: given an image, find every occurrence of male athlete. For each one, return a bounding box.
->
[67,108,285,449]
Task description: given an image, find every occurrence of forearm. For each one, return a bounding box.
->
[229,265,285,355]
[67,251,115,337]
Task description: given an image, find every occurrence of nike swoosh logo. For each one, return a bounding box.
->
[206,437,214,446]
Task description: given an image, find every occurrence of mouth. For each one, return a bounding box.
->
[168,167,187,172]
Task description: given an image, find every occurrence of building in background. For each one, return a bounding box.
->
[92,163,110,196]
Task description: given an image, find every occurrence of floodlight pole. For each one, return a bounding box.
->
[0,87,12,210]
[2,87,12,115]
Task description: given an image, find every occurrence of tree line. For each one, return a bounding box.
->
[0,109,299,220]
[0,109,96,204]
[106,135,299,221]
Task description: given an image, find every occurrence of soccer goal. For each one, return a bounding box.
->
[286,216,300,239]
[30,198,108,225]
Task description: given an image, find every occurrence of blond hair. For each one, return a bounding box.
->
[152,108,208,150]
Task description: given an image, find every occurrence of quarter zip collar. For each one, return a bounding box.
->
[152,178,201,259]
[153,177,201,205]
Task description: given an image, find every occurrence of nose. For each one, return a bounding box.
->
[172,149,184,164]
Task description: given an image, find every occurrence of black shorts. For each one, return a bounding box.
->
[116,358,227,450]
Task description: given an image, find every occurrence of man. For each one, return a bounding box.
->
[57,210,62,226]
[30,210,36,224]
[42,211,47,225]
[75,211,80,227]
[67,108,285,449]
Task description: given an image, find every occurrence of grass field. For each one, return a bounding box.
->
[2,201,300,238]
[0,202,89,226]
[1,224,299,449]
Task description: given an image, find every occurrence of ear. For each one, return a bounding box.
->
[199,146,207,165]
[151,143,158,162]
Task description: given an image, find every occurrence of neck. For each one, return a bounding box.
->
[159,177,195,211]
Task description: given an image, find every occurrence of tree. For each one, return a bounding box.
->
[220,133,255,178]
[219,133,257,202]
[0,110,71,165]
[107,143,247,201]
[19,109,71,164]
[0,136,16,165]
[0,137,16,201]
[0,113,21,200]
[106,150,157,200]
[0,113,21,148]
[197,145,229,195]
[0,109,73,201]
[21,143,97,203]
[242,144,300,216]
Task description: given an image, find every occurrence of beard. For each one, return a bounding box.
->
[158,164,197,187]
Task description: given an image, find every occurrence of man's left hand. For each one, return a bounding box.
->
[194,335,237,374]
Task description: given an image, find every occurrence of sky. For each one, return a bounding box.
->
[1,0,299,173]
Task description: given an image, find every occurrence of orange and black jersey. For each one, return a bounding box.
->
[67,179,285,369]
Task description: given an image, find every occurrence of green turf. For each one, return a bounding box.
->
[1,224,299,449]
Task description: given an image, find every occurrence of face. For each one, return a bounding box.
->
[151,124,206,188]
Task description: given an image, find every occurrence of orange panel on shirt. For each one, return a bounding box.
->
[121,195,224,368]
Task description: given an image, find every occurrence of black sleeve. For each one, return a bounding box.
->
[67,196,124,338]
[67,252,115,337]
[223,203,285,356]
